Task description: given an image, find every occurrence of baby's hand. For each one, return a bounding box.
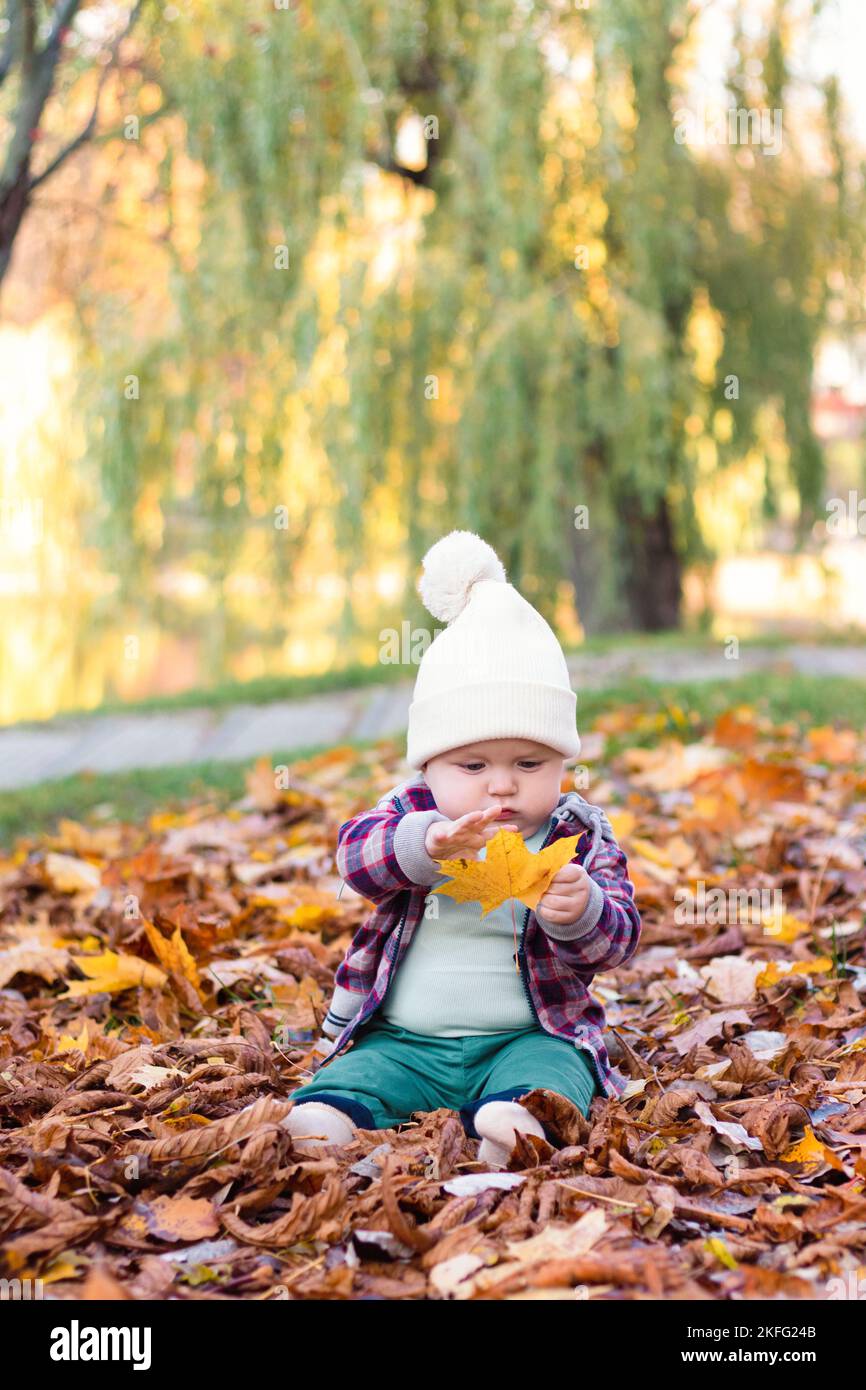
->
[425,805,518,861]
[537,861,593,925]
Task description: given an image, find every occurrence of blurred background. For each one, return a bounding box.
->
[1,0,865,833]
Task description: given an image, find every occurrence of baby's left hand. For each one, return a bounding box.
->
[537,862,593,925]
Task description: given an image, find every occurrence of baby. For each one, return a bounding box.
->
[284,531,642,1168]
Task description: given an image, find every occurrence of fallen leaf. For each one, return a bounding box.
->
[699,956,767,1003]
[141,917,204,999]
[57,949,168,998]
[0,923,72,988]
[43,852,102,895]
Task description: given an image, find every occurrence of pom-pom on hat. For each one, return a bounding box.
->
[406,529,582,771]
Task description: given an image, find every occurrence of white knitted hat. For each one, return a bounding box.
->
[405,530,582,771]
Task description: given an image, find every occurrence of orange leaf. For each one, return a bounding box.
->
[807,726,859,764]
[712,707,760,748]
[141,917,204,999]
[781,1125,846,1171]
[737,758,808,806]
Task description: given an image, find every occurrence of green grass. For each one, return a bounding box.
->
[584,670,866,759]
[0,737,360,851]
[2,670,863,851]
[6,622,863,730]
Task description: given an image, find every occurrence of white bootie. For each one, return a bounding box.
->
[282,1101,358,1155]
[474,1099,547,1170]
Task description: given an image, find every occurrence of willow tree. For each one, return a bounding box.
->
[0,0,159,292]
[72,0,864,678]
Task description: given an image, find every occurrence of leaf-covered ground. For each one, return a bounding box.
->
[1,707,865,1301]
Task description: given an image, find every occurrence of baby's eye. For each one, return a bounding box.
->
[461,760,542,771]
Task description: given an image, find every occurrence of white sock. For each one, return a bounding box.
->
[282,1100,358,1154]
[473,1099,546,1170]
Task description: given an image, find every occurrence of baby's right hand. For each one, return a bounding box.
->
[425,805,518,861]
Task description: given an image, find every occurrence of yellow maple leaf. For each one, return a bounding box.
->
[760,910,810,943]
[432,829,581,917]
[56,1020,97,1054]
[756,957,834,989]
[280,903,330,930]
[57,949,168,998]
[141,917,204,999]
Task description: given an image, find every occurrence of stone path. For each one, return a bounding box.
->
[0,642,863,791]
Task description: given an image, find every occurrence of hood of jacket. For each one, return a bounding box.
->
[548,790,619,873]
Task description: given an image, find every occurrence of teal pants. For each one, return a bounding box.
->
[290,1015,599,1142]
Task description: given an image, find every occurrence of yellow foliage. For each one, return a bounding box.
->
[432,829,581,917]
[58,949,168,998]
[141,917,204,999]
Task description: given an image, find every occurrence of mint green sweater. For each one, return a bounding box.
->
[380,816,553,1035]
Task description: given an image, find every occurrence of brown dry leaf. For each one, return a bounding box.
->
[126,1096,292,1164]
[504,1208,608,1265]
[667,1009,752,1055]
[0,922,73,988]
[699,955,767,1004]
[105,1046,183,1093]
[693,1101,763,1152]
[432,1209,609,1299]
[143,1194,220,1243]
[220,1173,346,1246]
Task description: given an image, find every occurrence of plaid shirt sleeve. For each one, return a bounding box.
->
[323,784,449,1037]
[535,833,641,974]
[335,785,450,904]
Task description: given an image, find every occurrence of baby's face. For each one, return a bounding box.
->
[422,738,566,839]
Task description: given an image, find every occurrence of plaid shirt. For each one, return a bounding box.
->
[318,775,642,1100]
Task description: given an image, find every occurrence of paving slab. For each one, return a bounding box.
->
[0,644,862,791]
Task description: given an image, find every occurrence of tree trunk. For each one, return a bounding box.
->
[567,508,631,636]
[0,159,32,287]
[618,491,683,630]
